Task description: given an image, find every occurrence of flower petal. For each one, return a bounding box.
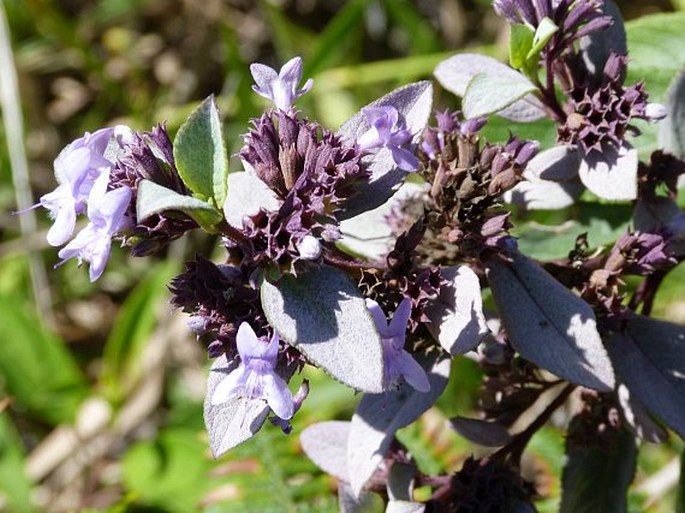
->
[211,368,247,406]
[388,298,412,337]
[236,322,266,359]
[395,351,430,393]
[365,298,390,337]
[263,372,294,420]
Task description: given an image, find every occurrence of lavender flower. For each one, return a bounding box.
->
[366,298,430,393]
[211,322,294,420]
[358,106,419,171]
[250,56,313,112]
[56,171,132,281]
[39,127,116,246]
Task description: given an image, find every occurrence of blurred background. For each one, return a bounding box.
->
[1,1,684,512]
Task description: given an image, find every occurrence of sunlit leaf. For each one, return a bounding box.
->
[261,266,384,392]
[203,355,270,458]
[173,95,228,208]
[607,313,685,437]
[488,252,615,391]
[462,73,537,120]
[337,81,433,218]
[347,356,450,496]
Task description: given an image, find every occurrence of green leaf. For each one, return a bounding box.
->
[99,262,179,403]
[122,429,215,513]
[509,24,534,71]
[136,179,222,231]
[261,266,384,393]
[660,70,685,159]
[0,297,87,424]
[513,202,633,260]
[677,446,685,513]
[624,11,685,156]
[560,427,636,513]
[173,95,228,208]
[303,0,367,77]
[528,17,558,59]
[0,415,37,513]
[462,72,537,119]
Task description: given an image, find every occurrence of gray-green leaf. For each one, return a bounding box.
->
[203,355,269,458]
[659,70,685,159]
[173,95,228,208]
[136,179,221,228]
[261,266,384,393]
[462,73,537,120]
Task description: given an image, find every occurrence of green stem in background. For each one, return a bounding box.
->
[0,2,54,326]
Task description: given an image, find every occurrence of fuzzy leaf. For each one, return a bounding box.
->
[560,427,636,513]
[450,417,512,447]
[659,70,685,159]
[633,197,681,233]
[261,266,384,392]
[136,180,222,228]
[617,384,668,443]
[339,182,428,261]
[347,356,450,496]
[386,501,425,513]
[300,421,351,482]
[387,462,416,502]
[173,95,228,208]
[223,171,280,229]
[337,82,432,218]
[504,145,583,210]
[579,0,627,76]
[203,356,269,458]
[607,313,685,437]
[339,481,380,513]
[578,143,638,200]
[434,53,546,122]
[487,252,615,391]
[424,265,488,355]
[462,73,537,120]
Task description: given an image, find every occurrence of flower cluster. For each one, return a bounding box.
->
[35,127,132,281]
[558,53,663,154]
[32,2,685,507]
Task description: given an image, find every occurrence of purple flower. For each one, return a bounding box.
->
[210,322,294,420]
[366,298,430,393]
[40,127,116,246]
[250,56,313,112]
[57,171,132,281]
[357,106,419,171]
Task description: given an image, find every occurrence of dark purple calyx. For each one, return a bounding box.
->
[558,53,650,154]
[110,124,197,256]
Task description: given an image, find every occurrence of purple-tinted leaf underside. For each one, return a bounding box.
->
[608,313,685,437]
[347,356,451,496]
[488,252,615,391]
[338,81,433,219]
